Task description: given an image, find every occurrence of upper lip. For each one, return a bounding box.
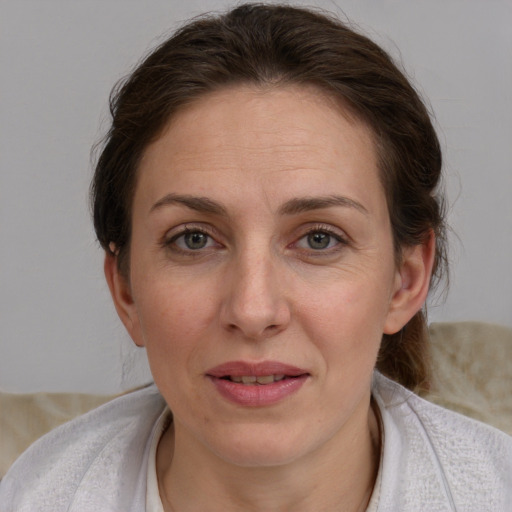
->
[206,361,309,378]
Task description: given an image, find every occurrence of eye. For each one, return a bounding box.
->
[305,232,335,250]
[165,227,219,253]
[294,228,347,252]
[179,231,211,250]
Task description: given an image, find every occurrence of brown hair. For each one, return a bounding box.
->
[91,3,447,391]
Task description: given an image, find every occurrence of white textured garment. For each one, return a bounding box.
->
[0,384,166,512]
[372,374,512,511]
[145,409,168,512]
[1,373,511,511]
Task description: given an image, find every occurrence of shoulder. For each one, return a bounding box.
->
[0,385,166,512]
[372,372,512,511]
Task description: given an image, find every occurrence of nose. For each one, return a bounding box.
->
[220,248,291,340]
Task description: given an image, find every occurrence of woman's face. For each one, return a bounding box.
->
[111,85,415,467]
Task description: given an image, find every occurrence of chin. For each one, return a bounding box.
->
[206,424,317,468]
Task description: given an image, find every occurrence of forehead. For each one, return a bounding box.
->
[135,84,383,215]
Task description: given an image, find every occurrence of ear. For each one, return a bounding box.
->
[104,252,145,347]
[384,231,436,335]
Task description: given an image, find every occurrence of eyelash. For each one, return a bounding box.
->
[161,224,349,257]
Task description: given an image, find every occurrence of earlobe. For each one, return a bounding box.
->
[104,252,145,347]
[384,231,436,335]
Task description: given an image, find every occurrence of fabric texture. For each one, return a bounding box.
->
[372,373,512,511]
[1,374,511,511]
[0,391,118,477]
[145,409,169,512]
[0,385,165,512]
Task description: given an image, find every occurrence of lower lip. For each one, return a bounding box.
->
[208,375,308,407]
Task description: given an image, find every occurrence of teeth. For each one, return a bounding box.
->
[229,374,287,385]
[256,375,274,385]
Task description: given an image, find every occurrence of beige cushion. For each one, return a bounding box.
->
[1,321,511,477]
[422,321,512,435]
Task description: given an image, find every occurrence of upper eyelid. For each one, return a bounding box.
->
[164,223,218,239]
[296,223,349,241]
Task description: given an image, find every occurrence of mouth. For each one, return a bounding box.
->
[206,361,310,406]
[207,361,309,381]
[220,374,290,384]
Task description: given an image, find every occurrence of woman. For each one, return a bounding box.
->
[1,4,510,511]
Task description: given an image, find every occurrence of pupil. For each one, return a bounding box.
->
[185,232,207,249]
[308,232,330,249]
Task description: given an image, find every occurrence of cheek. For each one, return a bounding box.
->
[135,268,214,331]
[297,277,391,366]
[133,277,217,376]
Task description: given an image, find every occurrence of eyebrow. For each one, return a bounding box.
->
[278,195,369,216]
[150,194,228,216]
[150,193,368,217]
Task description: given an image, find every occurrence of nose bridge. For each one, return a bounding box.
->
[239,249,275,307]
[222,241,289,339]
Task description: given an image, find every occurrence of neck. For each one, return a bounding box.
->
[157,398,381,512]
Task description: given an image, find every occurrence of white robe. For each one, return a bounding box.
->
[1,373,511,511]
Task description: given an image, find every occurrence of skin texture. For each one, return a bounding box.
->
[105,85,434,511]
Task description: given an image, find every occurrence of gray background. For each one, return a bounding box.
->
[1,0,511,393]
